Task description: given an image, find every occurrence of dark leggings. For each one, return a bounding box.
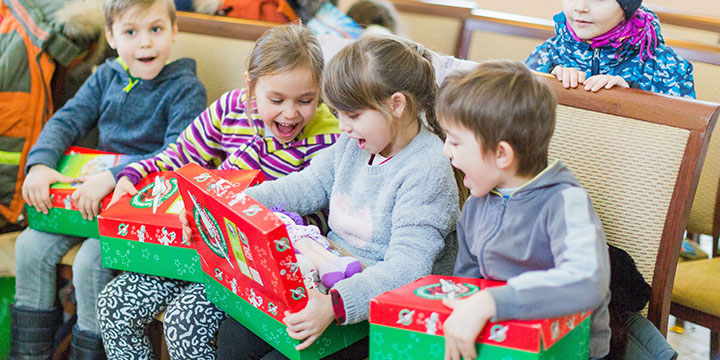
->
[216,317,369,360]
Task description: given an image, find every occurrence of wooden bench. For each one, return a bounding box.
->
[541,72,719,334]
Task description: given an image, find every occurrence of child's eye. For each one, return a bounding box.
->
[151,26,162,33]
[125,29,136,36]
[299,99,313,105]
[269,98,283,104]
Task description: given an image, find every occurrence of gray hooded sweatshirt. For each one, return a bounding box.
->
[454,160,611,358]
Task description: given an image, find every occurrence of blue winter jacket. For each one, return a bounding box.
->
[525,10,695,98]
[26,57,207,177]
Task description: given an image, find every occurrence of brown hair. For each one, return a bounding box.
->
[104,0,176,29]
[245,24,324,107]
[346,0,398,33]
[323,35,468,203]
[438,60,556,177]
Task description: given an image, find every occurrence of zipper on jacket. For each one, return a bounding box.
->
[479,196,508,277]
[591,48,600,76]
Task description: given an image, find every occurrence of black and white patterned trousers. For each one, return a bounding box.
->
[97,272,227,359]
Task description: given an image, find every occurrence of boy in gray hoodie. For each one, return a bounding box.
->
[437,60,611,360]
[11,0,206,358]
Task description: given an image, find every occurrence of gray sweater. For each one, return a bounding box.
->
[454,160,611,358]
[246,127,459,324]
[26,57,206,176]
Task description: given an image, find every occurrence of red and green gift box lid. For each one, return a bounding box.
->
[369,275,591,359]
[26,146,128,238]
[98,167,264,282]
[175,163,367,360]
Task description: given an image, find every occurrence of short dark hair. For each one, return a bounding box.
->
[104,0,176,29]
[437,60,556,177]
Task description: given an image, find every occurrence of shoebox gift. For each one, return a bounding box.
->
[176,163,368,360]
[369,275,591,359]
[98,168,264,282]
[26,146,128,238]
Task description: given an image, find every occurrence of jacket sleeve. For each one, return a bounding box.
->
[487,186,610,321]
[525,38,558,74]
[648,48,696,98]
[109,77,207,177]
[117,91,236,184]
[25,66,106,173]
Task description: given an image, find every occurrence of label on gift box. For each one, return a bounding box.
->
[370,275,591,357]
[26,146,127,238]
[98,168,264,281]
[176,163,307,317]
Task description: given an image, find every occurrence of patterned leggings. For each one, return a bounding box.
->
[97,272,227,359]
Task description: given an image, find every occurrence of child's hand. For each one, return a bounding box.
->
[71,170,116,221]
[179,210,193,244]
[283,289,335,350]
[551,66,586,89]
[108,176,138,208]
[21,164,75,214]
[583,74,629,92]
[442,290,497,360]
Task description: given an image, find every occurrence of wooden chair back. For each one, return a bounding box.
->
[171,11,276,104]
[540,73,719,334]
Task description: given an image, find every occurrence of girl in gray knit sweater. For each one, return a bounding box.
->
[215,35,464,357]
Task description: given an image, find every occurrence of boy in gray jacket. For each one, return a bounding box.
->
[437,60,611,360]
[11,0,206,358]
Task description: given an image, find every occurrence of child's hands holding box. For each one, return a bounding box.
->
[283,288,335,350]
[442,290,497,360]
[22,164,75,214]
[71,170,116,220]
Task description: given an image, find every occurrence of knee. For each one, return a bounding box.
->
[96,275,141,327]
[15,229,49,269]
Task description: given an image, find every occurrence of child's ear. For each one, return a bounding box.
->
[105,27,117,50]
[495,141,516,170]
[389,92,407,119]
[171,22,179,42]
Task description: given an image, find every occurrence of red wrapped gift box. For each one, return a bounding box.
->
[369,275,592,359]
[98,168,264,282]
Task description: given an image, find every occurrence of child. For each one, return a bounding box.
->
[346,0,399,35]
[12,0,205,357]
[97,24,340,359]
[437,60,611,360]
[215,35,461,359]
[525,0,695,98]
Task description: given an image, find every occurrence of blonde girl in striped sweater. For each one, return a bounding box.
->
[97,24,339,360]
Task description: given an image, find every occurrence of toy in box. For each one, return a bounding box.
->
[369,275,591,359]
[26,146,128,238]
[175,163,367,360]
[98,168,264,282]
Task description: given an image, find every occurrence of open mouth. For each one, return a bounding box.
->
[138,56,156,63]
[275,121,299,137]
[358,139,366,149]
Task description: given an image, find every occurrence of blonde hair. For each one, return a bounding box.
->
[245,24,324,105]
[323,35,468,204]
[104,0,176,29]
[438,60,557,177]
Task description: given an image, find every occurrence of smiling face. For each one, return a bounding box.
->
[105,0,177,80]
[440,119,502,197]
[249,66,320,144]
[562,0,625,40]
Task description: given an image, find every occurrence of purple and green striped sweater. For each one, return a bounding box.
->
[117,88,340,184]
